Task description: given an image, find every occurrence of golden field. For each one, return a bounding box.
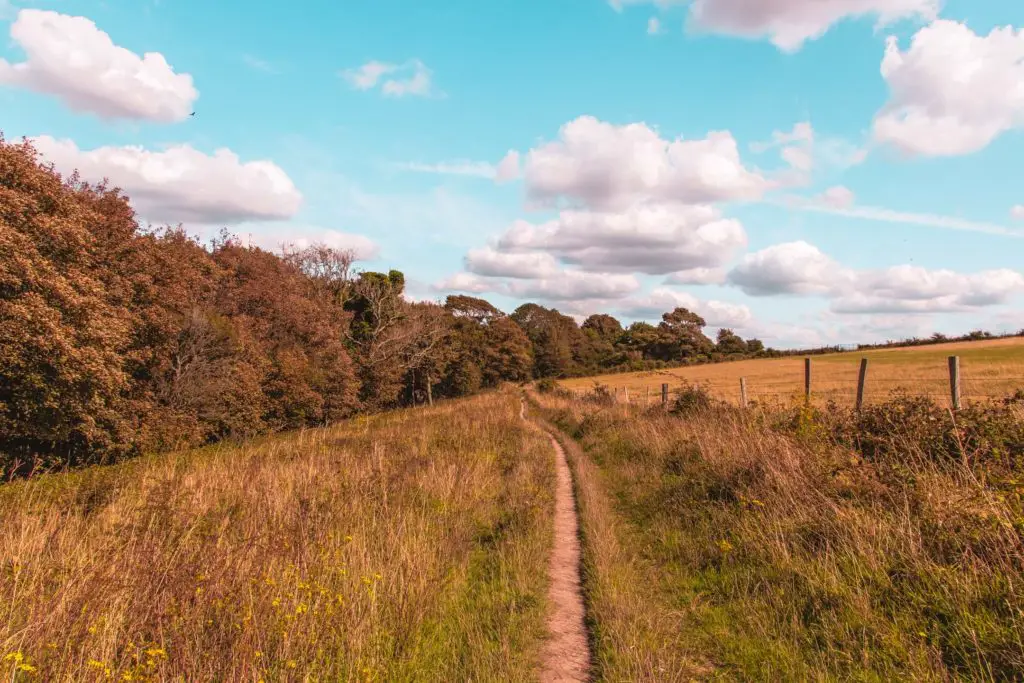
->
[559,337,1024,408]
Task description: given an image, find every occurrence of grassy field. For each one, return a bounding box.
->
[530,390,1024,681]
[0,393,555,682]
[560,337,1024,408]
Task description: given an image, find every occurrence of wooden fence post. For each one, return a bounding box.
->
[948,356,961,411]
[739,377,748,408]
[661,383,669,406]
[426,373,433,407]
[804,358,812,402]
[646,387,650,406]
[624,387,629,404]
[855,358,868,412]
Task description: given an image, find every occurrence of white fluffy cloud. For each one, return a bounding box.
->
[523,116,768,210]
[873,20,1024,156]
[434,268,640,302]
[495,203,746,275]
[507,270,641,301]
[465,247,560,279]
[729,241,847,296]
[244,226,379,260]
[617,287,754,328]
[664,267,727,285]
[729,240,1024,313]
[495,150,522,182]
[342,59,434,97]
[30,136,302,225]
[0,9,197,121]
[688,0,939,52]
[433,272,495,294]
[1012,205,1024,220]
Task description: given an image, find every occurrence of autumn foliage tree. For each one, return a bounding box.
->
[2,134,776,475]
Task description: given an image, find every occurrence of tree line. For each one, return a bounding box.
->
[1,136,767,472]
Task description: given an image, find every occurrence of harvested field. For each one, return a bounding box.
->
[559,337,1024,408]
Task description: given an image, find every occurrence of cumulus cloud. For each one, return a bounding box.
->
[30,136,302,225]
[507,270,641,301]
[688,0,939,52]
[617,287,754,328]
[728,240,1024,313]
[729,241,847,296]
[0,9,197,121]
[432,272,496,295]
[873,20,1024,156]
[465,247,560,279]
[243,226,379,260]
[664,267,727,285]
[523,115,768,210]
[342,59,434,97]
[495,150,522,183]
[434,267,640,303]
[1012,205,1024,220]
[495,203,747,275]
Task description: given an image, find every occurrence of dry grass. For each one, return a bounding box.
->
[531,390,1024,681]
[0,392,554,682]
[559,337,1024,409]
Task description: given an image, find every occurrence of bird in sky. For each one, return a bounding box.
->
[190,112,195,117]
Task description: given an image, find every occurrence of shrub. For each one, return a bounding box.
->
[668,382,713,416]
[535,378,558,394]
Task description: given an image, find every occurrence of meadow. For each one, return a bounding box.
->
[530,388,1024,681]
[0,393,554,682]
[559,337,1024,409]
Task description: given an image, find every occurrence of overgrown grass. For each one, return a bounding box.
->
[0,393,554,681]
[532,390,1024,681]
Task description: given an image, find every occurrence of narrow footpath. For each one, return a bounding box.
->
[521,399,591,682]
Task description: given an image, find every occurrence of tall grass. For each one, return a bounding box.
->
[1,393,554,681]
[532,391,1024,681]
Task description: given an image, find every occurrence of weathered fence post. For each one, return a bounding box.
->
[948,356,961,411]
[661,383,669,406]
[804,357,812,402]
[855,358,868,412]
[646,387,650,406]
[426,373,433,406]
[739,377,748,408]
[624,387,629,404]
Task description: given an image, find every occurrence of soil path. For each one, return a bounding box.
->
[522,399,591,682]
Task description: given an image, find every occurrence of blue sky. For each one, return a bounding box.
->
[2,0,1023,347]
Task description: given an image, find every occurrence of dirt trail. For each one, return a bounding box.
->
[522,399,591,682]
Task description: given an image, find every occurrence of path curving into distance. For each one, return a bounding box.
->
[521,399,592,682]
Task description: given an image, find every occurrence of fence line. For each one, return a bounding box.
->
[567,356,1023,412]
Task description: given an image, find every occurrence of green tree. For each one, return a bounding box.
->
[658,307,713,361]
[716,328,748,355]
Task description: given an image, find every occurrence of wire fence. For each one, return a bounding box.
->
[565,355,1024,411]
